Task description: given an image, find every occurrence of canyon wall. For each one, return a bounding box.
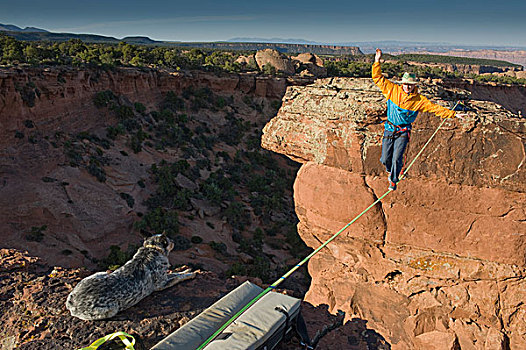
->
[0,67,305,269]
[0,66,309,348]
[443,79,526,116]
[0,67,293,149]
[262,77,526,349]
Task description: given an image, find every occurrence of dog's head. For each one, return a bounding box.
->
[143,233,174,255]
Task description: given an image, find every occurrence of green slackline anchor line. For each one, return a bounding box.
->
[195,103,458,350]
[77,103,459,350]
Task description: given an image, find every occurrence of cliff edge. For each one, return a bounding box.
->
[262,77,526,349]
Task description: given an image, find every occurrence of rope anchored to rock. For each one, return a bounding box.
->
[196,103,459,350]
[78,103,459,350]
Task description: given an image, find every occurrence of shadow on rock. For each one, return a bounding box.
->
[277,302,391,350]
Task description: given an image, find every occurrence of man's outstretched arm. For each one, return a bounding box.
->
[418,96,456,119]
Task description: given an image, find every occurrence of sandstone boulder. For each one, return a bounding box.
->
[292,53,327,77]
[235,55,251,65]
[292,53,324,67]
[255,49,295,75]
[175,173,198,191]
[235,55,256,68]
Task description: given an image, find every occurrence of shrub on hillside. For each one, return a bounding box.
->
[94,90,115,108]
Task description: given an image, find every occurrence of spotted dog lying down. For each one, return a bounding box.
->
[66,234,195,320]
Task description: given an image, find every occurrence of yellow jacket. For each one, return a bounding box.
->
[372,62,455,131]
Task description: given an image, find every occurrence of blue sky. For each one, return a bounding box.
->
[1,0,525,47]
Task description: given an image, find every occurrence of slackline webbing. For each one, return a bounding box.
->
[196,108,457,350]
[76,106,458,350]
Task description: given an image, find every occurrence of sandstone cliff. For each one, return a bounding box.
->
[262,77,526,349]
[0,66,318,348]
[0,67,296,150]
[0,66,302,269]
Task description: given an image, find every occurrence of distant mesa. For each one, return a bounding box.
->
[227,37,320,45]
[0,23,49,33]
[170,42,363,56]
[0,23,363,56]
[417,49,526,69]
[121,36,156,44]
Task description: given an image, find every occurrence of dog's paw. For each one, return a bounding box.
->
[179,271,196,280]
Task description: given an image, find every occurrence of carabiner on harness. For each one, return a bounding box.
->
[384,120,411,139]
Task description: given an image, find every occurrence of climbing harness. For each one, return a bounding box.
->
[383,120,411,139]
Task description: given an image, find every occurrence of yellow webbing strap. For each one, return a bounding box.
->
[78,331,135,350]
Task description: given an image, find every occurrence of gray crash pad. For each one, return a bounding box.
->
[151,281,301,350]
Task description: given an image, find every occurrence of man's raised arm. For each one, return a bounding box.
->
[372,48,396,95]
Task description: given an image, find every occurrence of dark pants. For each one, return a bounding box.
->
[380,130,410,184]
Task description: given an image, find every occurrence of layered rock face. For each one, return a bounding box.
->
[444,80,526,116]
[0,66,303,269]
[262,78,526,349]
[0,67,290,149]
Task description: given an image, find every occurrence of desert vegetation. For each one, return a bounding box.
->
[3,34,524,85]
[394,53,521,68]
[38,82,310,280]
[325,54,526,85]
[0,34,248,73]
